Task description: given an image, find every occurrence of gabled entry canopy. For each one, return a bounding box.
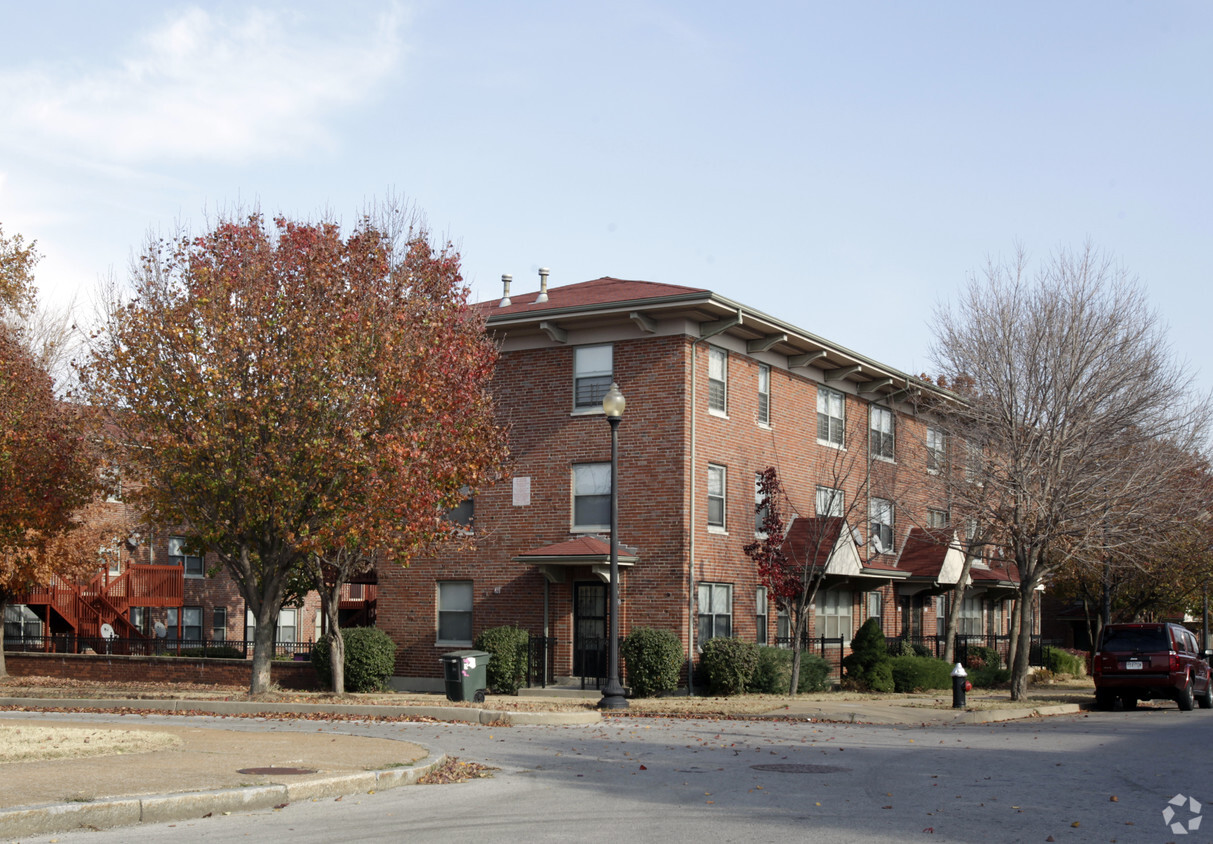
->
[781,517,909,584]
[515,535,638,584]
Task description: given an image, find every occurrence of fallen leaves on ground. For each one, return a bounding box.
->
[417,757,497,785]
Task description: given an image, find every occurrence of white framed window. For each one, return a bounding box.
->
[277,608,297,643]
[697,582,732,641]
[867,591,883,620]
[438,581,474,645]
[756,586,769,645]
[168,536,204,578]
[5,604,42,640]
[757,364,771,426]
[817,386,845,446]
[707,464,727,529]
[927,508,950,528]
[776,607,790,645]
[754,472,769,533]
[926,427,946,473]
[574,345,613,410]
[212,607,227,642]
[572,463,611,531]
[965,440,983,484]
[815,589,852,643]
[708,347,728,414]
[959,594,982,635]
[816,485,844,518]
[130,607,149,636]
[869,497,894,554]
[869,406,894,461]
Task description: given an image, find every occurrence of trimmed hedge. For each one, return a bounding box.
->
[474,626,530,695]
[1042,645,1086,676]
[968,665,1011,688]
[965,645,1002,671]
[842,618,894,692]
[748,646,833,694]
[311,627,397,692]
[699,637,759,696]
[889,655,953,692]
[621,627,683,698]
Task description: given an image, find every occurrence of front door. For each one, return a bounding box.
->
[573,582,607,678]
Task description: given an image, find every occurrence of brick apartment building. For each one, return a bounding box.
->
[376,275,1024,690]
[6,274,1025,687]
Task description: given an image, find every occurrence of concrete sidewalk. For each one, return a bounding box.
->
[0,692,1086,838]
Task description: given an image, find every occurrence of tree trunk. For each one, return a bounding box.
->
[788,611,806,695]
[1009,587,1034,700]
[942,549,980,664]
[249,607,279,695]
[322,584,345,694]
[1006,597,1020,683]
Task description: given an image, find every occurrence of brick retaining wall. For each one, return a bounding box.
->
[2,652,322,690]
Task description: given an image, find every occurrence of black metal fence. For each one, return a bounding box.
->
[884,634,1061,668]
[772,635,846,681]
[4,632,315,661]
[526,635,556,688]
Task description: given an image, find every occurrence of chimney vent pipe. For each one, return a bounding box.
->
[536,267,550,303]
[500,273,512,307]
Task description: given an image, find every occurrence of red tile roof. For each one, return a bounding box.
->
[517,535,613,558]
[897,528,956,578]
[477,277,709,317]
[781,516,848,567]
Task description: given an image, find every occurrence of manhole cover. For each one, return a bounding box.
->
[236,767,318,776]
[750,764,850,774]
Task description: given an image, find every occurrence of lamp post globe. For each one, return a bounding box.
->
[599,382,629,710]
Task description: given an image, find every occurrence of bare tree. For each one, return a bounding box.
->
[930,244,1210,699]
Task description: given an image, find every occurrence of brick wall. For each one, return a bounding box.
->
[3,652,321,690]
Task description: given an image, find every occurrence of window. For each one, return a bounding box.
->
[573,463,611,530]
[707,464,727,529]
[277,608,297,643]
[817,386,845,446]
[707,347,728,413]
[4,604,42,640]
[776,607,790,645]
[869,497,894,553]
[102,465,122,503]
[438,581,473,645]
[756,586,768,645]
[926,427,946,473]
[927,508,950,528]
[816,485,844,517]
[169,606,203,641]
[212,607,227,642]
[965,440,983,484]
[816,589,852,642]
[958,594,982,635]
[130,607,150,636]
[867,591,883,621]
[757,364,771,426]
[698,582,732,641]
[754,472,768,533]
[168,536,204,578]
[869,406,894,460]
[574,345,613,409]
[447,488,474,530]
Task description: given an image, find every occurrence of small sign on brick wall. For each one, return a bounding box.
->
[513,476,531,506]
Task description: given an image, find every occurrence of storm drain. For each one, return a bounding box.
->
[237,767,318,775]
[749,764,850,774]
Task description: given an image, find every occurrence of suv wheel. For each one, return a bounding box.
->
[1095,690,1116,711]
[1197,679,1213,710]
[1176,676,1195,711]
[1121,695,1138,710]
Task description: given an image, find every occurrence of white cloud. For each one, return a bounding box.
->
[0,4,404,164]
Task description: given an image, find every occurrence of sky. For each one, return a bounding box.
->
[2,1,1211,392]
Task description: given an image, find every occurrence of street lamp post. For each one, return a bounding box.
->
[599,382,629,710]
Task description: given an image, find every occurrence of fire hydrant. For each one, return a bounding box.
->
[951,663,968,709]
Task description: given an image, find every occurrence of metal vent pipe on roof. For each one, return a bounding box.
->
[500,273,512,307]
[536,267,550,303]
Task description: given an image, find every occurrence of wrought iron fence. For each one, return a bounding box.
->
[771,634,846,682]
[526,635,556,688]
[4,632,315,660]
[576,636,608,690]
[884,634,1060,668]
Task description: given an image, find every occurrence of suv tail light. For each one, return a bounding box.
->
[1171,652,1181,673]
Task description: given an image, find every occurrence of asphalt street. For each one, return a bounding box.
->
[13,707,1212,843]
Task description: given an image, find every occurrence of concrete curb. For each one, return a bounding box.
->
[0,697,602,726]
[0,752,448,838]
[754,702,1086,725]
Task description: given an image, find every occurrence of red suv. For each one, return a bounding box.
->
[1093,622,1213,711]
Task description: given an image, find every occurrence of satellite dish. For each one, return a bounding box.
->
[154,621,168,639]
[100,623,116,640]
[870,536,886,555]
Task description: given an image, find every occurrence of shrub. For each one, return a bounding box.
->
[1029,668,1056,685]
[311,627,397,692]
[965,645,1002,671]
[474,626,530,695]
[1042,646,1085,676]
[699,637,759,696]
[968,665,1011,688]
[748,647,833,694]
[842,617,893,691]
[889,655,953,692]
[621,627,683,698]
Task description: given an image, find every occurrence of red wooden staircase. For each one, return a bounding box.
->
[20,565,184,642]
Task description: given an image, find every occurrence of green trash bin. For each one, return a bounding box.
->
[441,650,492,702]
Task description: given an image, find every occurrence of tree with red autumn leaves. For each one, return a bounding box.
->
[82,209,507,694]
[0,225,104,676]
